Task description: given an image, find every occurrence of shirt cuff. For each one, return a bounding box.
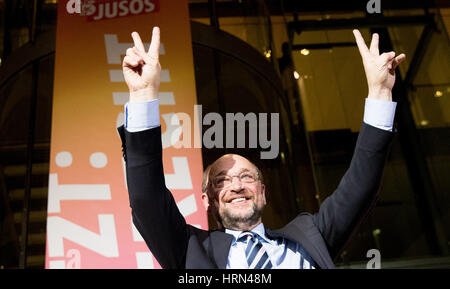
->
[124,99,160,132]
[363,98,397,132]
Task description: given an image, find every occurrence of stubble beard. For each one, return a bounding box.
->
[219,201,263,231]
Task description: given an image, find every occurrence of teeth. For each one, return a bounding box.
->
[231,198,246,203]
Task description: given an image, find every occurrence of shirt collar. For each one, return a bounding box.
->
[225,223,271,244]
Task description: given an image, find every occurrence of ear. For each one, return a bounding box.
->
[201,192,209,211]
[261,183,267,206]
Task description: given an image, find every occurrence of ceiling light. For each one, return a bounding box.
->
[434,90,443,97]
[293,71,300,79]
[300,49,310,56]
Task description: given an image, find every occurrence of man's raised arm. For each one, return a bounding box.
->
[119,27,189,268]
[312,30,406,259]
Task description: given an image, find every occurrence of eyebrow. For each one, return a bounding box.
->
[214,168,252,177]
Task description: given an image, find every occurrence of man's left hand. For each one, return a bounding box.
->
[353,29,406,101]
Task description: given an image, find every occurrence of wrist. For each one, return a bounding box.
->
[129,87,158,102]
[368,87,392,102]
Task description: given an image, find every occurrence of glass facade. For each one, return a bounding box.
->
[287,8,450,267]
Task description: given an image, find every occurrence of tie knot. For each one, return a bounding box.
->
[237,231,258,244]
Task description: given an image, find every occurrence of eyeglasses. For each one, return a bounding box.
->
[212,171,259,189]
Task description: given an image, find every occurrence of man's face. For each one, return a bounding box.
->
[202,154,266,231]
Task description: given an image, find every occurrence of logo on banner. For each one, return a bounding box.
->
[66,0,160,21]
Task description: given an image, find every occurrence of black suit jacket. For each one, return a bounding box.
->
[118,122,394,269]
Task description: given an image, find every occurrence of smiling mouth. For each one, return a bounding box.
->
[229,197,250,204]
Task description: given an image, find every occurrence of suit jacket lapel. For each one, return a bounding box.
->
[209,230,234,269]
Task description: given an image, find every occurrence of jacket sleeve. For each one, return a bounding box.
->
[118,125,189,268]
[312,122,394,260]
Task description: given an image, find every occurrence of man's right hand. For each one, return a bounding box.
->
[122,26,161,102]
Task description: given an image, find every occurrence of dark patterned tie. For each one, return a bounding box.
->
[239,232,273,269]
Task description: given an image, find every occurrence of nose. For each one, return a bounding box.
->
[229,176,244,191]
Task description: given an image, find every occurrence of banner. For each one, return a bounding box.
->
[46,0,207,269]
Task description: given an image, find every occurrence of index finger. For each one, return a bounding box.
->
[147,26,160,60]
[353,29,370,56]
[131,31,146,52]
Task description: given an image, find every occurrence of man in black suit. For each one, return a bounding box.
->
[118,27,405,269]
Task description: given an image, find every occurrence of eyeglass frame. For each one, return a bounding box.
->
[209,170,261,190]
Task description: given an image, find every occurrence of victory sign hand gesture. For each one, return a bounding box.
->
[123,26,161,102]
[353,29,406,101]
